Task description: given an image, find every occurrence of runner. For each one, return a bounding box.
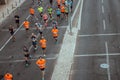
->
[60,4,65,18]
[38,6,43,17]
[23,45,30,66]
[39,36,47,56]
[36,56,46,80]
[31,33,38,51]
[14,14,20,28]
[29,7,38,21]
[51,26,59,43]
[49,0,53,5]
[4,73,13,80]
[23,20,30,36]
[43,13,48,28]
[52,19,58,28]
[57,0,61,8]
[65,5,69,20]
[9,25,15,42]
[56,7,61,21]
[35,22,44,37]
[47,6,53,19]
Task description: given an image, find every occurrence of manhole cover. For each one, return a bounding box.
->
[100,63,109,68]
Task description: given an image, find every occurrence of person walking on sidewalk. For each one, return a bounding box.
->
[36,56,46,80]
[9,25,15,42]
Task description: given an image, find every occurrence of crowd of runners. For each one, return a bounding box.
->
[5,0,73,80]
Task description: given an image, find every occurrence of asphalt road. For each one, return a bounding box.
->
[0,0,78,80]
[69,0,120,80]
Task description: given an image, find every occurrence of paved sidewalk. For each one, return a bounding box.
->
[0,0,25,25]
[51,0,82,79]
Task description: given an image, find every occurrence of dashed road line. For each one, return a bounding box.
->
[102,0,104,3]
[103,19,106,30]
[102,5,105,13]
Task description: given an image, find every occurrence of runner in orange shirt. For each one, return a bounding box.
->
[29,7,35,16]
[36,56,46,80]
[60,4,65,18]
[57,0,61,8]
[39,36,47,56]
[23,20,30,36]
[51,26,59,43]
[61,0,65,5]
[4,73,13,80]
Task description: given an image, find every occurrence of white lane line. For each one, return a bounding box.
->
[102,5,105,13]
[78,33,120,37]
[105,42,111,80]
[74,53,120,57]
[71,0,81,22]
[1,26,67,31]
[0,15,31,52]
[103,19,106,30]
[77,0,84,30]
[102,0,104,3]
[0,56,57,63]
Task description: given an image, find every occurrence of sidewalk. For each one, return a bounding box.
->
[0,0,25,25]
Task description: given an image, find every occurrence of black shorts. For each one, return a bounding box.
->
[57,15,60,17]
[26,28,29,30]
[39,31,43,35]
[65,13,68,15]
[15,20,19,24]
[40,68,45,71]
[53,36,58,38]
[42,47,46,50]
[10,31,14,35]
[31,14,34,16]
[44,19,47,22]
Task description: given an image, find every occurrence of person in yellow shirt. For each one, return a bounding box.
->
[39,36,47,56]
[36,56,46,80]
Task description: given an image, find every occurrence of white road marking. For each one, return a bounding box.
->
[102,5,105,13]
[74,53,120,57]
[1,26,67,31]
[78,33,120,37]
[0,56,57,63]
[0,15,31,52]
[77,0,84,30]
[102,0,104,3]
[105,42,111,80]
[103,19,106,30]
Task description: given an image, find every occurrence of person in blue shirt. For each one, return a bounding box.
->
[56,8,61,21]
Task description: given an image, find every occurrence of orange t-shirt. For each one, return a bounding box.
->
[36,59,46,69]
[29,8,35,15]
[62,0,65,4]
[60,5,65,13]
[4,73,13,80]
[52,28,59,37]
[23,21,29,28]
[57,0,61,5]
[39,39,47,48]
